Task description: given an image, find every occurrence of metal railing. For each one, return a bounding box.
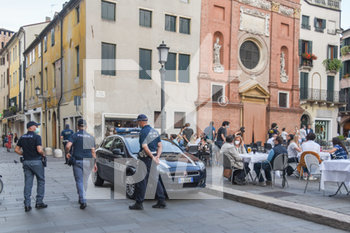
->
[313,0,340,9]
[300,88,346,103]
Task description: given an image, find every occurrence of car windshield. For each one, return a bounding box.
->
[125,137,183,154]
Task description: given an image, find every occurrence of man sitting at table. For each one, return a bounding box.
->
[221,135,250,185]
[254,136,287,186]
[301,133,320,154]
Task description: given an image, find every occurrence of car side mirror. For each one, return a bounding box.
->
[112,148,124,156]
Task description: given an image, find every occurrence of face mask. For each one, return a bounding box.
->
[35,128,40,134]
[235,141,240,145]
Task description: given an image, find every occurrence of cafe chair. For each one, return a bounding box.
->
[271,153,289,188]
[304,153,322,193]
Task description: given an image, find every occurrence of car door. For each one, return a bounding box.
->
[109,137,128,186]
[96,136,115,182]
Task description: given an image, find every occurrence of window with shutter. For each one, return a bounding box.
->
[101,0,116,21]
[300,72,309,100]
[165,15,176,32]
[327,76,334,102]
[179,17,190,34]
[139,9,152,28]
[165,52,176,81]
[178,54,190,83]
[278,92,288,108]
[139,48,152,79]
[101,42,116,76]
[212,84,224,102]
[174,112,185,129]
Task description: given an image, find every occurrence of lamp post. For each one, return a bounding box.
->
[35,86,50,147]
[157,41,169,135]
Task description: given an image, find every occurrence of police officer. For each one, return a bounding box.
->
[60,124,74,164]
[129,114,166,210]
[65,119,96,210]
[14,121,47,212]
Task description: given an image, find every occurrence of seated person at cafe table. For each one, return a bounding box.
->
[266,134,277,148]
[323,137,348,160]
[233,135,247,154]
[254,136,287,186]
[286,134,302,176]
[297,133,321,180]
[221,135,250,185]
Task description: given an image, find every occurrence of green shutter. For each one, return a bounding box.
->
[298,39,302,55]
[327,45,330,59]
[314,18,317,28]
[165,53,176,81]
[327,76,334,101]
[334,46,338,59]
[139,49,152,79]
[178,54,190,83]
[308,41,313,54]
[322,19,326,29]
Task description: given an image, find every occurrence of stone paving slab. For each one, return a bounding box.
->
[0,148,348,233]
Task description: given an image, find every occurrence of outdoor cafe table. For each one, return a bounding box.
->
[320,159,350,196]
[239,152,268,171]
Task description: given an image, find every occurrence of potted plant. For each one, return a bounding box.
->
[341,46,350,56]
[343,73,350,79]
[322,58,342,73]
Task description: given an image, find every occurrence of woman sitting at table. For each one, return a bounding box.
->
[221,135,250,185]
[286,135,302,176]
[234,135,247,154]
[324,137,348,160]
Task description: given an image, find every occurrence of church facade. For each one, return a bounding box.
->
[197,0,303,143]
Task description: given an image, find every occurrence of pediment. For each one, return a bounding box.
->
[239,80,270,100]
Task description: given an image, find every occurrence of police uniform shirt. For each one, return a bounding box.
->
[61,129,74,141]
[17,132,42,160]
[69,130,96,160]
[139,125,161,153]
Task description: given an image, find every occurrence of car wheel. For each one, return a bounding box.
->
[92,170,104,186]
[126,183,136,199]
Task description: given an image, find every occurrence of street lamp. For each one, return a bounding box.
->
[157,41,169,135]
[35,86,41,97]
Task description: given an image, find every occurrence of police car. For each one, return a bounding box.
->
[93,128,206,199]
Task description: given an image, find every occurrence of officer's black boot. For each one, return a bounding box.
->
[35,203,48,209]
[80,203,87,210]
[129,202,143,210]
[152,200,166,209]
[24,206,32,212]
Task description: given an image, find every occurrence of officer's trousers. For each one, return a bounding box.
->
[135,157,165,203]
[73,159,92,204]
[23,160,45,206]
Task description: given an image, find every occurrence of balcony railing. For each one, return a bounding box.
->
[300,88,346,103]
[2,106,17,118]
[312,0,340,9]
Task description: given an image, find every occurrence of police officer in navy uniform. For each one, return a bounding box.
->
[129,114,166,210]
[15,121,47,212]
[65,119,97,210]
[61,124,74,164]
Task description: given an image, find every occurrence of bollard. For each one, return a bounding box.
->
[45,147,53,156]
[54,149,63,158]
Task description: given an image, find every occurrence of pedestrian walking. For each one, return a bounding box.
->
[182,123,194,147]
[14,121,47,212]
[65,119,97,210]
[60,124,74,164]
[129,114,166,210]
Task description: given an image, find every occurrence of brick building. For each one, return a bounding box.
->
[197,0,303,144]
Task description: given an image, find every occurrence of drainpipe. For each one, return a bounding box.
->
[57,15,64,147]
[40,37,47,147]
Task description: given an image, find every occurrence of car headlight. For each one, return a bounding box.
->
[197,161,206,171]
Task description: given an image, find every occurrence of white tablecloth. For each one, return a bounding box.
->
[240,152,268,171]
[320,160,350,190]
[297,151,331,161]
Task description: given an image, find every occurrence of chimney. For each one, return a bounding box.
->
[45,16,51,22]
[63,1,68,9]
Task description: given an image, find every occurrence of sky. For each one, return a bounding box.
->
[0,0,349,32]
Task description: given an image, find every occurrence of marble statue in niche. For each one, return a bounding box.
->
[280,51,289,83]
[213,37,224,73]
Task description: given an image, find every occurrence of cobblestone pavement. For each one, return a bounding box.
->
[0,148,347,233]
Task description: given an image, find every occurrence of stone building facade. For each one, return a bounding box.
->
[197,0,303,144]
